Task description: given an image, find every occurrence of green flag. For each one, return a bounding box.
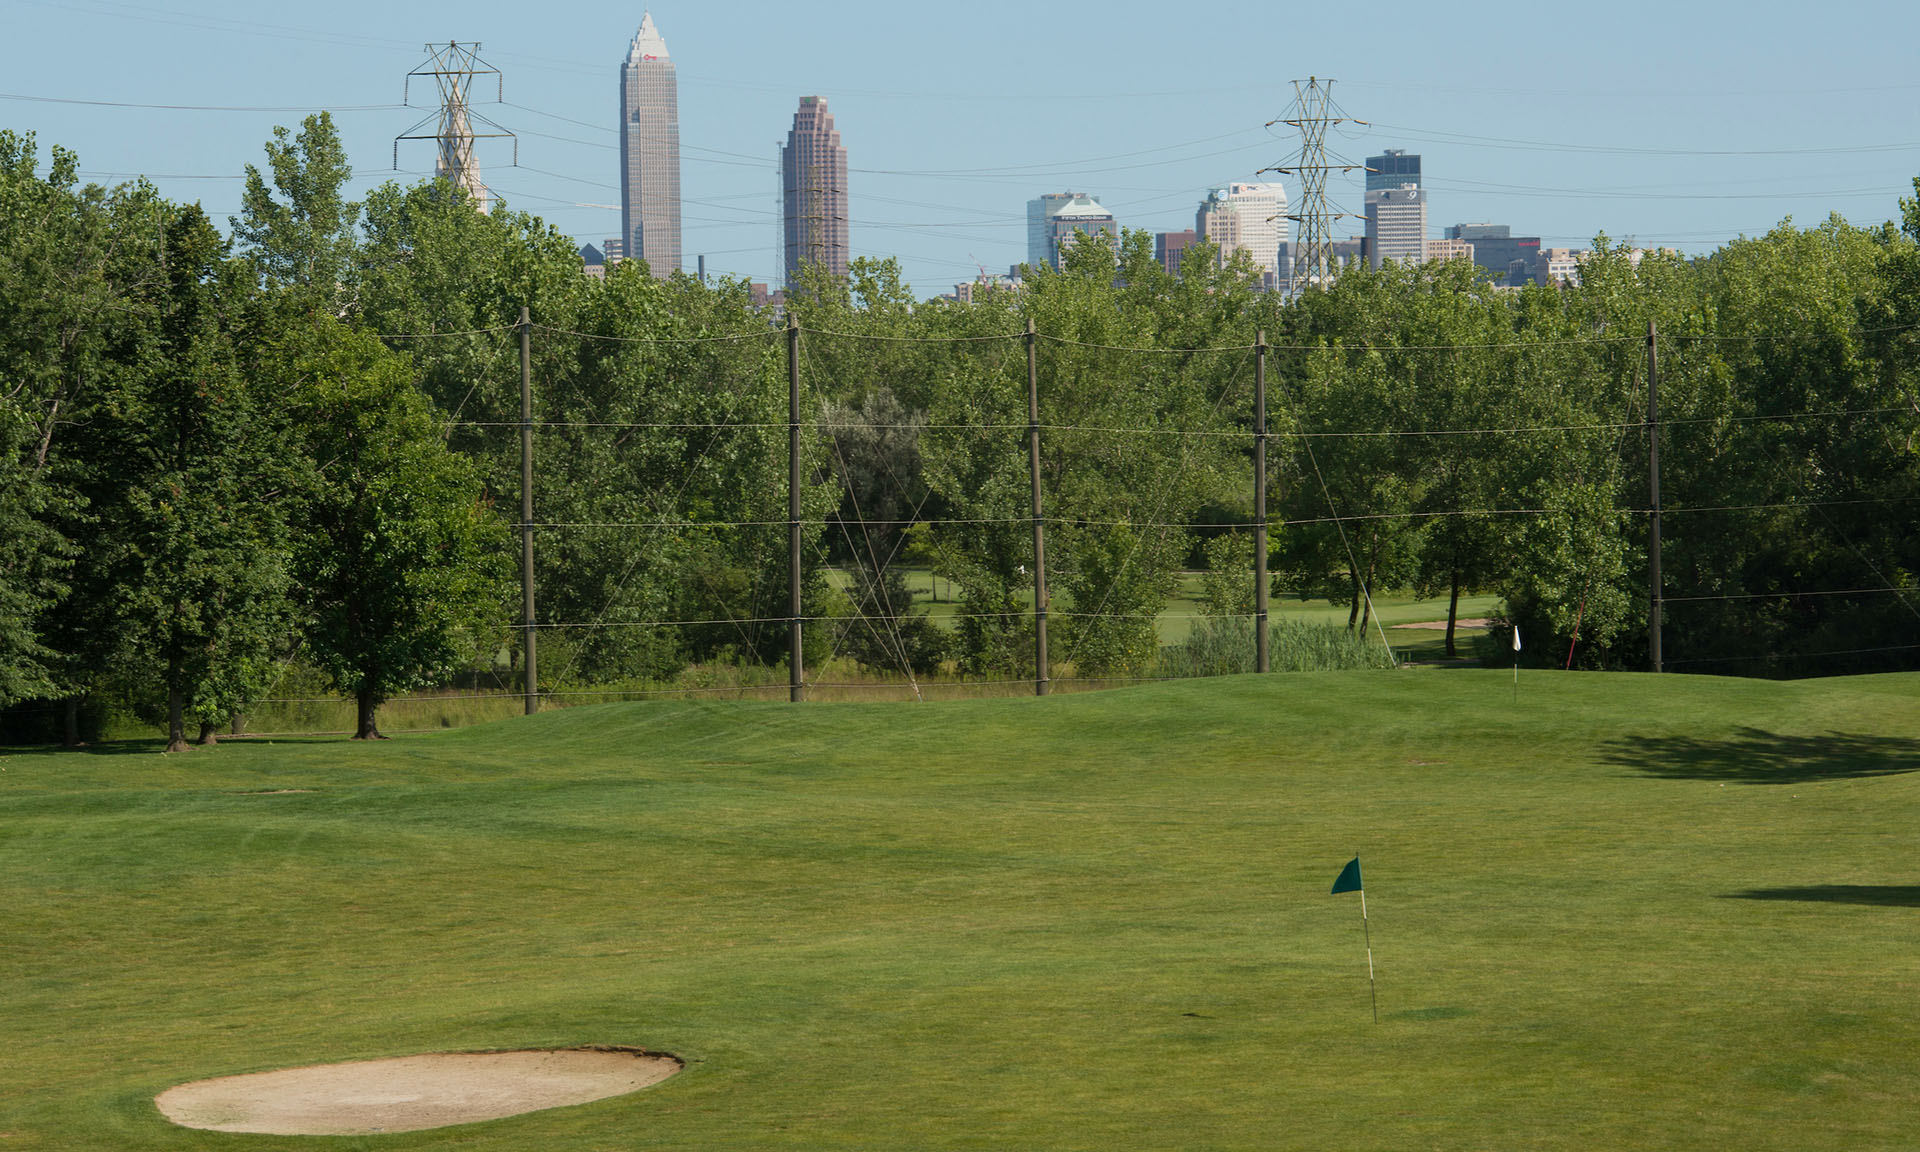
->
[1331,856,1363,894]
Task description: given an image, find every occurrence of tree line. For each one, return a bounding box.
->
[4,114,1918,746]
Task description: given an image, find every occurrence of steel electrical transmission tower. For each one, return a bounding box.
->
[394,42,517,213]
[1263,77,1365,291]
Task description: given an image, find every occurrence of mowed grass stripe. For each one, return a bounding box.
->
[3,670,1918,1149]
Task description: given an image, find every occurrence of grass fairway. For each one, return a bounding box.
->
[5,670,1920,1150]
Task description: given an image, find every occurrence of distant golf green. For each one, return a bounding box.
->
[838,565,1497,653]
[5,670,1918,1149]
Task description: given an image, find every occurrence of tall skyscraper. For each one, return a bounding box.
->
[1365,186,1427,268]
[1026,192,1117,271]
[1195,181,1288,287]
[1365,148,1421,194]
[1364,149,1425,268]
[620,13,681,278]
[1027,192,1080,268]
[782,96,849,288]
[435,81,490,214]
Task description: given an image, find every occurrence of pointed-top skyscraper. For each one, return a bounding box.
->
[620,12,681,278]
[437,90,490,214]
[781,95,849,288]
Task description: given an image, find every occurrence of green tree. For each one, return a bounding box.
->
[104,205,290,750]
[231,113,359,311]
[0,131,100,709]
[281,321,510,738]
[1273,267,1432,636]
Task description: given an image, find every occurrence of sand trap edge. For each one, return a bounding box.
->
[155,1045,684,1135]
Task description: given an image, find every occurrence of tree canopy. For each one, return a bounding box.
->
[4,113,1919,745]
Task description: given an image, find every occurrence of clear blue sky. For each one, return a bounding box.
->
[5,0,1917,297]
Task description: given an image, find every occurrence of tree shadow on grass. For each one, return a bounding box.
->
[1599,727,1920,785]
[0,739,163,757]
[1724,886,1920,907]
[2,735,349,756]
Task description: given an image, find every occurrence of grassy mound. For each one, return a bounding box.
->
[4,669,1919,1149]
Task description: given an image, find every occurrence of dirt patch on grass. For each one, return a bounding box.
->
[155,1047,680,1135]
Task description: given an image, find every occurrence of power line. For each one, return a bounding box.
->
[1663,586,1920,604]
[0,90,404,112]
[1364,120,1920,158]
[1665,642,1920,667]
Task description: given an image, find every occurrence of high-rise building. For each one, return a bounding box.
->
[435,90,490,214]
[620,13,682,278]
[1155,229,1197,277]
[782,95,849,287]
[1363,149,1425,269]
[1196,181,1287,288]
[1024,193,1117,271]
[1027,193,1078,268]
[1365,148,1421,194]
[1365,185,1427,268]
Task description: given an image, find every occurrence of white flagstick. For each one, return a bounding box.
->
[1360,887,1377,1024]
[1512,624,1522,703]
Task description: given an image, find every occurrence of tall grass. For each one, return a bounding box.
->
[1156,616,1397,678]
[88,626,1399,743]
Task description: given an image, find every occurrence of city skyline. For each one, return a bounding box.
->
[3,0,1915,299]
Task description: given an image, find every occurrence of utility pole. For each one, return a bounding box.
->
[519,306,537,714]
[394,42,515,213]
[1027,318,1050,696]
[1263,77,1365,291]
[789,313,805,702]
[1647,319,1663,673]
[1254,330,1270,673]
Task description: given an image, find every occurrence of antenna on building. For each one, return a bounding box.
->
[1263,77,1366,291]
[394,42,517,213]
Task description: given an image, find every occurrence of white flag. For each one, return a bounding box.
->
[1512,625,1522,652]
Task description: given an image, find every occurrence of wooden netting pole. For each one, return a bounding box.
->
[1027,317,1050,696]
[520,305,538,715]
[1255,330,1270,674]
[789,313,805,702]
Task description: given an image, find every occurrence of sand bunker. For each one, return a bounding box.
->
[155,1047,680,1135]
[1390,617,1491,631]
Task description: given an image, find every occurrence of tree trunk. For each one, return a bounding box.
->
[1445,567,1462,660]
[1355,551,1378,636]
[353,689,386,740]
[166,679,189,753]
[230,711,245,736]
[62,697,81,748]
[197,721,218,746]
